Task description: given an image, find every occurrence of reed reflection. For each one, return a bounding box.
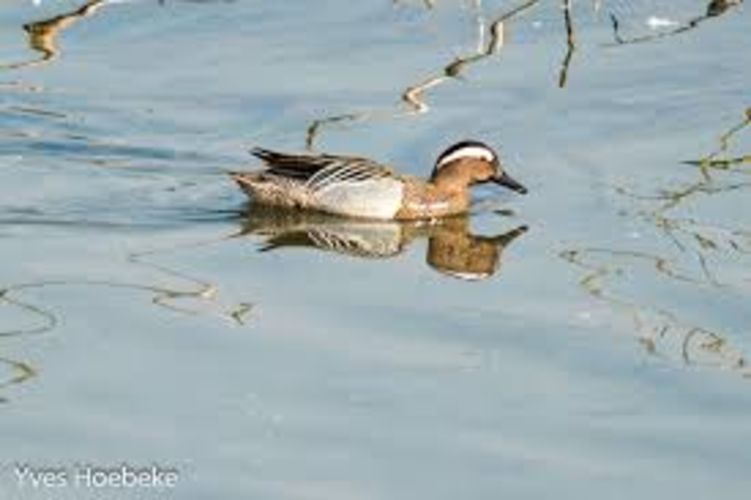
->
[0,255,252,338]
[1,0,107,71]
[0,286,43,402]
[237,206,527,281]
[686,107,751,175]
[307,0,744,148]
[306,0,539,150]
[562,108,751,377]
[607,0,743,47]
[620,107,750,273]
[559,0,576,88]
[0,228,254,401]
[392,0,435,8]
[401,0,537,114]
[0,356,35,404]
[561,248,751,377]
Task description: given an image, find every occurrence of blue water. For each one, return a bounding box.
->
[1,1,750,498]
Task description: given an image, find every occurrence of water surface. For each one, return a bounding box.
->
[1,1,750,499]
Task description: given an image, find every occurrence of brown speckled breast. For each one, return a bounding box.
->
[394,178,470,220]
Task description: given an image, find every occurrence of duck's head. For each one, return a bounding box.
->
[431,140,527,194]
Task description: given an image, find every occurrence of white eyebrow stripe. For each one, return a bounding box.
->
[436,146,495,168]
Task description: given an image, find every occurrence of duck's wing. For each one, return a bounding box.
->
[251,147,395,189]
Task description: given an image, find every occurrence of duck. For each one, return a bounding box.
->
[230,140,527,220]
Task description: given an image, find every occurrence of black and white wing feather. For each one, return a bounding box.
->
[251,147,395,191]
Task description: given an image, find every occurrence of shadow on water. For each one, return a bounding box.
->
[561,107,751,378]
[236,205,528,281]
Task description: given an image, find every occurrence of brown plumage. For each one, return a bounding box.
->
[231,140,527,220]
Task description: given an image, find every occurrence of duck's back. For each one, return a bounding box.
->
[234,148,405,219]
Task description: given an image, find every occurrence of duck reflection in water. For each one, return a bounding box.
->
[236,206,527,281]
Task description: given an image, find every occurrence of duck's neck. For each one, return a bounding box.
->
[430,162,474,193]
